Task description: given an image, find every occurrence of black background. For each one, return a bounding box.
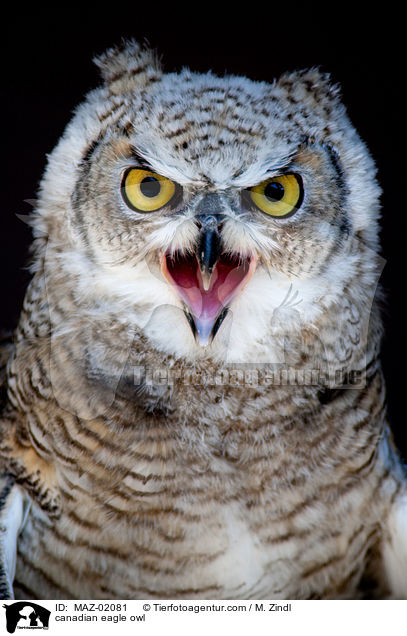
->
[1,11,406,457]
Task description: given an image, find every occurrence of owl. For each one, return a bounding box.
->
[0,40,406,600]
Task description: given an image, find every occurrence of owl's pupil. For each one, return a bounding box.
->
[264,181,285,202]
[140,176,161,198]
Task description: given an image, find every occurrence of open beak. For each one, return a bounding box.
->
[161,215,257,346]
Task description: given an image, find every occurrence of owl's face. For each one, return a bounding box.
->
[37,42,381,365]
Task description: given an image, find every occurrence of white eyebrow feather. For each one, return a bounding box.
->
[230,151,299,189]
[128,137,300,190]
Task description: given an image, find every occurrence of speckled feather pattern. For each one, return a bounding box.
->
[0,40,406,599]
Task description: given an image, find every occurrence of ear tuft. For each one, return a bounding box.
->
[94,39,162,94]
[277,67,342,110]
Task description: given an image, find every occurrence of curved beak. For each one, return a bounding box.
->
[196,214,223,291]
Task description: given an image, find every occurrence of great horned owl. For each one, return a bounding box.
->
[0,41,406,600]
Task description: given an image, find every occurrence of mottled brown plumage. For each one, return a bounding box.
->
[1,41,406,599]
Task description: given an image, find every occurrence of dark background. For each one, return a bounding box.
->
[1,11,406,457]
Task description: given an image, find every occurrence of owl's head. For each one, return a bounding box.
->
[34,41,381,365]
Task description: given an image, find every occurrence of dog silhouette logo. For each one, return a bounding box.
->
[2,602,50,633]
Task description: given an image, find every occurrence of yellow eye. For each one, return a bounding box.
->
[121,168,177,212]
[249,174,303,218]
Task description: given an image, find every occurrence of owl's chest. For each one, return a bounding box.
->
[15,500,290,599]
[14,455,379,600]
[15,389,388,599]
[15,473,271,598]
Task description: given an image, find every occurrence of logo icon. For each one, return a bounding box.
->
[2,602,50,633]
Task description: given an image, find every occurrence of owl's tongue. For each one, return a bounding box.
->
[162,251,256,345]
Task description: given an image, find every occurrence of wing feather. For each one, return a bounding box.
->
[0,476,30,599]
[382,493,407,598]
